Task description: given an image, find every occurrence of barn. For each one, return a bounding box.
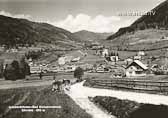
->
[126,60,148,77]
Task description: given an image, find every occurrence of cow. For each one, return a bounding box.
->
[52,80,63,92]
[52,79,71,92]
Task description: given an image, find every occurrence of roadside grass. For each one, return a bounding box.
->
[0,86,92,118]
[90,96,168,118]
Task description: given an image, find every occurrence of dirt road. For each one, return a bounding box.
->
[65,82,114,118]
[0,79,53,89]
[66,81,168,118]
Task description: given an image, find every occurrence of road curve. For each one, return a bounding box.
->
[66,81,168,118]
[66,81,115,118]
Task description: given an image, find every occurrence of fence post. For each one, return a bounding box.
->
[145,81,147,89]
[159,82,162,93]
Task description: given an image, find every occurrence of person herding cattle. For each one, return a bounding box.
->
[62,79,71,91]
[39,72,42,80]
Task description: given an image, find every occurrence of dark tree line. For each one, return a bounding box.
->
[25,50,43,60]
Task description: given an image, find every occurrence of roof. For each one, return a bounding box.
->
[127,60,148,70]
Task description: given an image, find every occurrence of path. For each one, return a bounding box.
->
[65,82,115,118]
[66,81,168,118]
[0,79,53,89]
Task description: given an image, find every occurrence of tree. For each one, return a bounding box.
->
[4,64,15,80]
[4,60,20,80]
[4,59,30,81]
[74,67,84,82]
[11,60,20,79]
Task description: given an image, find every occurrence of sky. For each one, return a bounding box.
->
[0,0,165,33]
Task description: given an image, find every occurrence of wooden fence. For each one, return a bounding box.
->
[89,79,168,95]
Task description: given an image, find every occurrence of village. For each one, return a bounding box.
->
[26,42,168,79]
[1,0,168,118]
[0,41,168,80]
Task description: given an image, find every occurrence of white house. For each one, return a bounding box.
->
[126,60,148,77]
[102,49,109,57]
[71,57,80,62]
[58,57,66,65]
[133,55,141,60]
[110,56,119,62]
[30,66,41,74]
[138,51,145,56]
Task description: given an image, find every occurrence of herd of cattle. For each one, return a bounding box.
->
[52,79,71,92]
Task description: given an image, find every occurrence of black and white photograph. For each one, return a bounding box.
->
[0,0,168,118]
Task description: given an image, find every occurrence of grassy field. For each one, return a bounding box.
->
[84,73,168,95]
[84,72,168,81]
[91,96,168,118]
[107,29,168,51]
[0,86,91,118]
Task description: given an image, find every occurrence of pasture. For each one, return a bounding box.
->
[0,85,91,118]
[84,73,168,95]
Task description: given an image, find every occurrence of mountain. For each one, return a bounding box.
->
[74,30,113,43]
[0,15,81,50]
[107,0,168,51]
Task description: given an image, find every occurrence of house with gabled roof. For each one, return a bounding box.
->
[126,60,148,77]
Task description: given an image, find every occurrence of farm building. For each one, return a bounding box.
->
[30,65,41,74]
[102,48,109,57]
[64,65,77,72]
[58,56,73,65]
[126,60,148,77]
[71,57,80,62]
[110,56,119,62]
[58,57,66,65]
[138,51,145,56]
[133,55,141,60]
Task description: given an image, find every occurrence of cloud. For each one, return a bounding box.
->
[48,14,134,33]
[0,11,135,33]
[0,11,32,19]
